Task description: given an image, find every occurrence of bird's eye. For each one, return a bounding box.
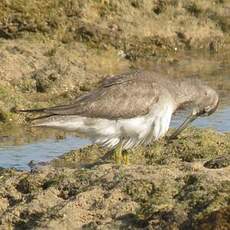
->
[201,110,207,115]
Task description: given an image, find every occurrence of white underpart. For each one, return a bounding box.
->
[34,102,174,150]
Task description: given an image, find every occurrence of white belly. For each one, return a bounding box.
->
[34,104,174,150]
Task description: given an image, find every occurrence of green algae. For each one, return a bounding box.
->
[42,128,230,228]
[128,128,230,166]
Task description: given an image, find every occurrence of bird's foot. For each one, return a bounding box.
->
[113,145,130,165]
[122,150,129,165]
[114,145,123,164]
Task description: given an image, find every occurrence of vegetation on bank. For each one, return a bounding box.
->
[1,0,230,52]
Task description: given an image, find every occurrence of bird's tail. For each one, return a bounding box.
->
[17,107,83,131]
[16,107,54,123]
[16,108,46,113]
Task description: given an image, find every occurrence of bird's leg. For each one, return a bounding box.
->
[114,143,123,164]
[122,150,129,165]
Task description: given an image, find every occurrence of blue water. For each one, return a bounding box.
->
[193,108,230,132]
[171,107,230,132]
[0,136,89,170]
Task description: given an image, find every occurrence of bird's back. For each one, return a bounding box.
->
[41,70,176,120]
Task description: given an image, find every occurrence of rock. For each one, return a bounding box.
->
[0,128,229,229]
[204,155,230,169]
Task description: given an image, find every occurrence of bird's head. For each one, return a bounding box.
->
[169,85,219,140]
[192,85,219,117]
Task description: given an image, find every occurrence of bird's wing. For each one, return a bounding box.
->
[100,71,140,87]
[42,71,161,119]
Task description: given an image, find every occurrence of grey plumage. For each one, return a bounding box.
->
[33,71,160,119]
[24,70,218,120]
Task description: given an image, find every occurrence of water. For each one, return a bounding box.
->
[171,107,230,132]
[0,52,230,170]
[0,136,89,170]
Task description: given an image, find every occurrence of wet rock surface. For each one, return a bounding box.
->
[204,154,230,169]
[0,128,229,229]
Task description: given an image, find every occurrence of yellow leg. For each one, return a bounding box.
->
[122,150,129,165]
[114,144,123,164]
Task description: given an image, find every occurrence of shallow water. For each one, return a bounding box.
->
[0,53,230,170]
[0,136,89,170]
[171,107,230,132]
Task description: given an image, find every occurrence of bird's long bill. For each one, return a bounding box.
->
[169,114,197,140]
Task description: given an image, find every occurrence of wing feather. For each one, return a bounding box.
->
[38,71,161,119]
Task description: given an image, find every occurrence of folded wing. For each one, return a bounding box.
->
[25,71,161,120]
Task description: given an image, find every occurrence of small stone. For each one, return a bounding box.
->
[204,155,230,169]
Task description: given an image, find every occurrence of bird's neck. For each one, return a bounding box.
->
[172,79,202,109]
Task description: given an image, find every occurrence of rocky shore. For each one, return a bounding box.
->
[0,128,230,229]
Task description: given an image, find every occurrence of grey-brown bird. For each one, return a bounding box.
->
[19,71,219,163]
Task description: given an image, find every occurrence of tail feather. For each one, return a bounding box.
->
[29,114,54,121]
[16,103,76,115]
[16,108,46,113]
[16,107,55,122]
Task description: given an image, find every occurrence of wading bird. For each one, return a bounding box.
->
[19,71,219,163]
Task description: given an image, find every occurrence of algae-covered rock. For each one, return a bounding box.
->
[204,154,230,169]
[51,128,230,167]
[196,207,230,230]
[0,108,8,122]
[0,0,228,50]
[0,128,229,229]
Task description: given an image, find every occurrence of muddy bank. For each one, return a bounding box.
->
[0,128,229,229]
[0,0,230,125]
